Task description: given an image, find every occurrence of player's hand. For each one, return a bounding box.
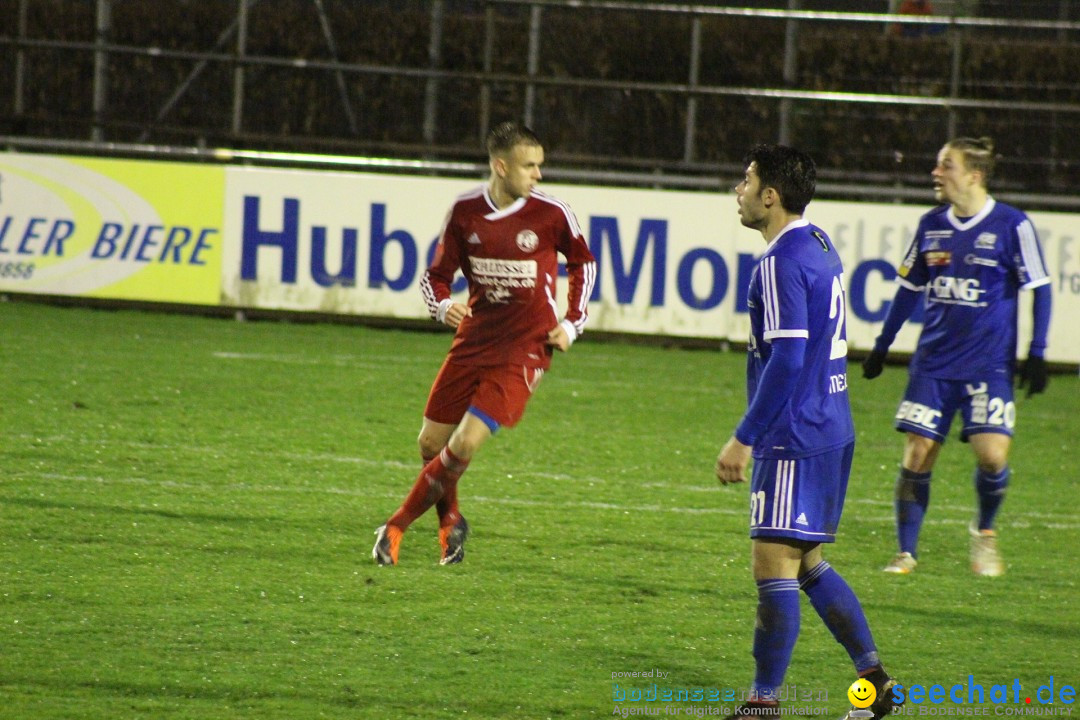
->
[1017,355,1048,398]
[715,437,752,486]
[443,302,472,328]
[862,349,887,379]
[545,324,570,352]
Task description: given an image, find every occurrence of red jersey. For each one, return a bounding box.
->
[421,186,596,369]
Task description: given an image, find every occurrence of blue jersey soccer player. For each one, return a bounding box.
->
[715,144,902,720]
[862,137,1052,578]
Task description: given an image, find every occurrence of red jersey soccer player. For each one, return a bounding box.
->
[373,121,596,566]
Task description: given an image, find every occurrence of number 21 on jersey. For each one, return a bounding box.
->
[829,274,848,360]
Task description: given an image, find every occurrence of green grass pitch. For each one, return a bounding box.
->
[2,299,1077,719]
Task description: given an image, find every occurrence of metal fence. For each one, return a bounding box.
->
[2,0,1079,208]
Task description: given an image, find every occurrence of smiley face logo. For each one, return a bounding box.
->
[848,679,877,709]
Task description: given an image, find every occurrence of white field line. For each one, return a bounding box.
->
[8,433,1077,525]
[211,350,712,392]
[16,470,1080,531]
[212,351,433,368]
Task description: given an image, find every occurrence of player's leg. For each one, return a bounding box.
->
[743,537,803,714]
[791,444,903,720]
[885,375,957,573]
[418,417,457,521]
[434,364,543,564]
[969,432,1011,530]
[966,432,1010,577]
[433,412,493,564]
[959,377,1014,577]
[374,360,475,565]
[887,432,940,568]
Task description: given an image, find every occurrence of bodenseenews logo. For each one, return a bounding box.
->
[891,676,1075,714]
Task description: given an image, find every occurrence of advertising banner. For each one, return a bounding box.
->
[3,154,1075,363]
[224,166,1078,362]
[0,154,224,305]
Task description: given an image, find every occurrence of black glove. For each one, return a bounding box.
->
[862,349,887,379]
[1017,355,1048,398]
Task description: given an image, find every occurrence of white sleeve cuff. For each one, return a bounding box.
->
[436,299,453,325]
[560,318,578,345]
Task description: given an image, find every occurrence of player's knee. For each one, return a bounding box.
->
[903,435,938,472]
[447,433,482,460]
[977,453,1008,475]
[417,431,445,461]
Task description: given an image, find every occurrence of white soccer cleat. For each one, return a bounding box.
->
[883,551,917,574]
[969,522,1004,577]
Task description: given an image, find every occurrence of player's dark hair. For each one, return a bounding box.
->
[487,121,542,157]
[947,136,995,183]
[742,144,817,215]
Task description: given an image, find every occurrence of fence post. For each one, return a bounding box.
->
[947,24,962,139]
[684,16,702,163]
[480,3,496,142]
[232,0,248,136]
[778,0,800,145]
[524,3,542,128]
[92,0,111,141]
[424,0,445,145]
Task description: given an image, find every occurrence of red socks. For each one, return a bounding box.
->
[388,447,469,531]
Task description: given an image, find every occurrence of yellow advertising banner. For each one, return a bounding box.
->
[0,154,224,304]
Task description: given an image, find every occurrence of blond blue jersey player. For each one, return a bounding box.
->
[716,144,901,720]
[862,137,1052,578]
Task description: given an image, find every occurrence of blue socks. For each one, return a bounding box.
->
[975,466,1009,531]
[895,468,931,557]
[752,564,884,697]
[751,579,800,701]
[800,562,881,673]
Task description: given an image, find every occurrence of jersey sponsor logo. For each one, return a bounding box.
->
[928,275,985,305]
[974,232,997,250]
[515,229,539,253]
[485,287,513,304]
[924,250,951,266]
[896,400,943,430]
[964,253,999,268]
[472,257,537,303]
[471,257,536,278]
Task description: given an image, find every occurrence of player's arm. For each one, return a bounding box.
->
[1017,277,1053,397]
[716,337,806,485]
[863,232,926,379]
[717,253,809,485]
[421,209,471,328]
[548,222,597,351]
[1015,217,1053,397]
[861,287,920,378]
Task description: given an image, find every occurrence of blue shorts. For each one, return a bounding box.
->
[749,442,854,544]
[894,374,1015,443]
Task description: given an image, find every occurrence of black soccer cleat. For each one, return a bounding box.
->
[439,515,469,565]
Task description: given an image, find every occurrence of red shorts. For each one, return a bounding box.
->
[423,358,545,430]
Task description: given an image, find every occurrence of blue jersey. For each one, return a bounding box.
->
[746,220,854,459]
[897,198,1050,379]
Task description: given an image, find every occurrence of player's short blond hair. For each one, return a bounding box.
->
[947,136,995,183]
[487,121,542,158]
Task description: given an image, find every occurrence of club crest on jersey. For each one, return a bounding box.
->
[516,229,539,253]
[974,233,997,250]
[924,251,951,266]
